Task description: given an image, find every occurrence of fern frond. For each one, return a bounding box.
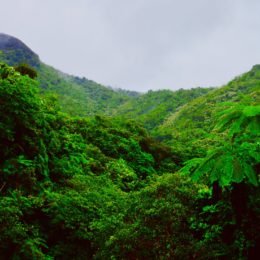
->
[180,158,203,175]
[192,148,224,182]
[241,160,258,186]
[219,154,234,186]
[247,117,260,136]
[215,104,260,138]
[243,105,260,117]
[232,158,244,183]
[215,109,241,132]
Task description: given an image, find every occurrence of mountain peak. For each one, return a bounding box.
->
[0,33,40,67]
[251,64,260,71]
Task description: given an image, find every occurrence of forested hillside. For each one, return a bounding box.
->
[0,33,134,117]
[113,88,212,132]
[37,63,132,116]
[0,34,259,259]
[157,65,260,161]
[0,33,211,120]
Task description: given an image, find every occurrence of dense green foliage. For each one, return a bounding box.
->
[37,63,133,117]
[0,63,176,258]
[182,103,259,186]
[0,62,259,259]
[0,35,259,259]
[113,88,212,132]
[157,65,260,162]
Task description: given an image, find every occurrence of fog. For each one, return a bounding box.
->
[1,0,260,91]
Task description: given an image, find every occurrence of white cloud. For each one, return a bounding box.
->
[1,0,260,91]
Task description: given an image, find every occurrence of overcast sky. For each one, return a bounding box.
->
[1,0,260,91]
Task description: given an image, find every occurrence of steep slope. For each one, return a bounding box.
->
[157,65,260,160]
[37,63,132,116]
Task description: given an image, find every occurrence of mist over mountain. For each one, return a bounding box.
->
[0,33,134,116]
[0,33,36,55]
[0,33,40,67]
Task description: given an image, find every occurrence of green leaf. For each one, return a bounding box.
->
[219,154,233,186]
[243,105,260,117]
[243,162,258,186]
[232,158,244,183]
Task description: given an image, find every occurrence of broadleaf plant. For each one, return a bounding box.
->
[181,103,260,188]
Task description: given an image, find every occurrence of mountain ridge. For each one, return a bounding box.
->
[0,33,212,120]
[0,33,258,136]
[0,33,136,116]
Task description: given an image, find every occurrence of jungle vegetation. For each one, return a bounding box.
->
[0,34,259,259]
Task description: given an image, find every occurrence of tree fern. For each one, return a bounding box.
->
[181,104,259,187]
[215,104,260,139]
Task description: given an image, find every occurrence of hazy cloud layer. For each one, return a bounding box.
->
[1,0,260,91]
